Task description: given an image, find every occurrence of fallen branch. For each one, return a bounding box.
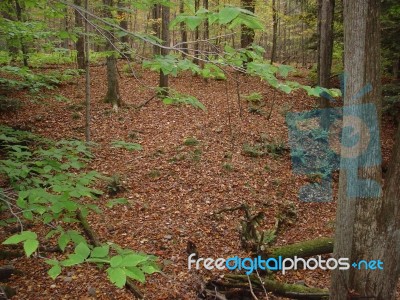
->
[135,94,157,110]
[76,210,144,299]
[215,274,329,299]
[266,237,334,259]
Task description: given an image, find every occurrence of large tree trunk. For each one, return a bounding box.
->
[330,1,398,299]
[103,0,122,109]
[159,5,169,97]
[74,0,85,70]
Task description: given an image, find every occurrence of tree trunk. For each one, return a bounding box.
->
[152,4,161,56]
[74,0,85,70]
[330,1,397,299]
[103,0,122,109]
[159,5,169,97]
[203,0,209,59]
[270,0,278,64]
[193,0,200,65]
[84,0,90,142]
[117,0,130,59]
[15,0,28,67]
[317,0,335,110]
[179,0,188,56]
[240,0,255,49]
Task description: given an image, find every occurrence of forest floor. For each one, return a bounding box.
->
[0,63,398,300]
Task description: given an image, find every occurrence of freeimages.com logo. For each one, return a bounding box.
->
[188,254,383,275]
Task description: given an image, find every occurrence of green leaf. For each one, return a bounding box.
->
[2,234,26,245]
[48,265,62,280]
[45,259,59,266]
[75,242,90,259]
[185,16,203,30]
[110,255,123,267]
[124,266,145,283]
[67,230,86,245]
[121,254,149,267]
[141,264,160,274]
[61,253,85,266]
[23,239,39,257]
[218,7,240,24]
[3,231,37,245]
[23,210,34,220]
[58,233,71,251]
[91,245,110,258]
[107,267,126,288]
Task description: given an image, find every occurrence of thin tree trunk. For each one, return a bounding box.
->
[179,0,188,56]
[270,0,278,64]
[84,0,90,143]
[117,0,130,58]
[317,0,335,91]
[152,4,161,56]
[240,0,255,49]
[74,0,85,69]
[159,5,169,97]
[203,0,209,59]
[193,0,200,65]
[103,0,122,109]
[15,0,28,67]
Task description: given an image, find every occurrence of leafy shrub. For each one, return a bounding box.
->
[106,174,125,195]
[0,66,79,94]
[162,92,206,111]
[242,92,263,103]
[0,126,159,287]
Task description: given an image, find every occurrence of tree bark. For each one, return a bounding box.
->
[152,4,161,56]
[103,0,122,109]
[203,0,209,59]
[270,0,278,64]
[179,0,188,56]
[15,0,28,67]
[74,0,85,69]
[193,0,200,65]
[317,0,335,108]
[159,5,169,97]
[240,0,255,49]
[330,1,397,299]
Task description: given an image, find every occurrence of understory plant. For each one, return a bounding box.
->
[0,126,159,288]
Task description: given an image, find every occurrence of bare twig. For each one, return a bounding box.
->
[247,275,259,300]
